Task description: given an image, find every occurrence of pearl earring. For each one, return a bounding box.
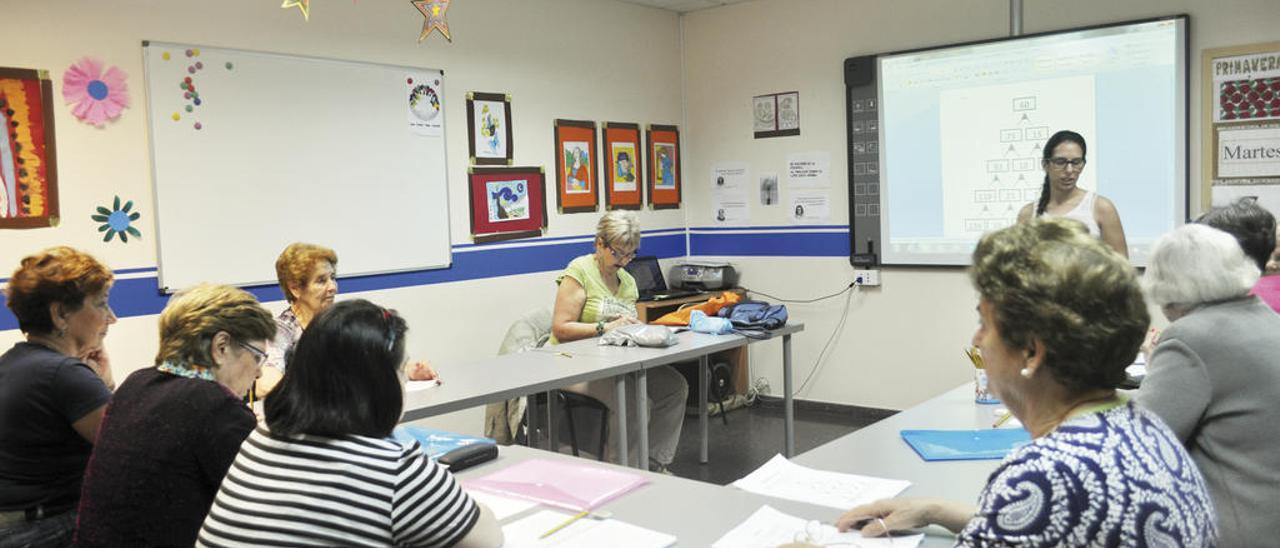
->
[1020,368,1033,378]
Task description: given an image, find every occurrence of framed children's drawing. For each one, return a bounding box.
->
[0,67,59,228]
[602,122,642,210]
[466,92,513,165]
[553,119,598,214]
[467,166,547,243]
[646,124,681,209]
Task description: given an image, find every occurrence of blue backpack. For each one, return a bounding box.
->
[718,300,788,338]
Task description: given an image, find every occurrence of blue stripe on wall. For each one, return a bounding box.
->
[1,226,852,330]
[0,231,690,330]
[689,228,850,257]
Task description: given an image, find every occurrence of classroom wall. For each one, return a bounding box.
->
[0,0,684,434]
[681,0,1280,409]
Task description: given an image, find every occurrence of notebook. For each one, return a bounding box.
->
[465,458,648,511]
[392,425,496,460]
[900,428,1032,461]
[625,256,700,302]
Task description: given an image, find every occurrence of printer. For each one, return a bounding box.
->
[669,261,738,291]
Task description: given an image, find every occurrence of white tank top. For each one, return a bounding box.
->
[1042,191,1101,237]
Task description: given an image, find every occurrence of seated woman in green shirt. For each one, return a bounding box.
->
[550,211,688,472]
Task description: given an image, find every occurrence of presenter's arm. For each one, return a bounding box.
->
[1095,195,1128,258]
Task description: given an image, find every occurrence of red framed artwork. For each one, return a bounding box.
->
[602,122,642,210]
[0,67,59,229]
[646,124,681,210]
[553,119,599,214]
[467,166,547,243]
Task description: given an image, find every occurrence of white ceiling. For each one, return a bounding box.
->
[614,0,758,14]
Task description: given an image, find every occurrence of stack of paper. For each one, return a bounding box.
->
[731,454,911,509]
[466,458,648,511]
[468,490,538,521]
[713,505,923,548]
[501,509,675,548]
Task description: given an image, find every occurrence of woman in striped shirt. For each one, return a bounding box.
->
[199,300,501,547]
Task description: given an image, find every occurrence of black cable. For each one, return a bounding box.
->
[795,284,858,396]
[743,282,855,304]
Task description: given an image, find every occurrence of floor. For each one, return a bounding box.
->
[665,399,896,485]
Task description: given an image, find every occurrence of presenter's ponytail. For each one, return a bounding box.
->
[1036,130,1087,217]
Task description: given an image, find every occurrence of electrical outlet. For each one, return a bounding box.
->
[853,269,881,286]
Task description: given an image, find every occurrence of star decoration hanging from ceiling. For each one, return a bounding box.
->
[412,0,452,43]
[281,0,311,21]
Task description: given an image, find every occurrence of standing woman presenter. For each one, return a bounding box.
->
[1018,130,1128,257]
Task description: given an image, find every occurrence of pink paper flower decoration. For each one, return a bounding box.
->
[62,57,130,127]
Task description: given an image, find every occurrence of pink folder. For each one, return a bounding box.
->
[464,458,649,511]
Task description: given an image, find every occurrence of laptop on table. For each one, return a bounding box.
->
[625,256,700,302]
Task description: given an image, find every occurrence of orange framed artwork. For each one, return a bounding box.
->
[646,124,681,210]
[602,122,642,210]
[0,67,59,229]
[553,119,599,214]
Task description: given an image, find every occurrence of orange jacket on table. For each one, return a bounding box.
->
[651,291,742,326]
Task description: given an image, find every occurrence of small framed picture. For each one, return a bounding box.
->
[646,124,681,210]
[553,119,599,213]
[467,166,547,243]
[0,67,60,229]
[754,91,800,139]
[602,122,643,210]
[466,92,513,165]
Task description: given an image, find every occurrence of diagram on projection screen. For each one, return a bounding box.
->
[939,76,1097,238]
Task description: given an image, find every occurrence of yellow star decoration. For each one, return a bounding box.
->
[412,0,452,43]
[281,0,311,21]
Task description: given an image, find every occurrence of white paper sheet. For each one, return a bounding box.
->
[787,151,831,189]
[712,505,923,548]
[789,190,830,223]
[732,454,911,510]
[711,162,751,224]
[469,490,538,520]
[405,379,440,391]
[501,509,675,548]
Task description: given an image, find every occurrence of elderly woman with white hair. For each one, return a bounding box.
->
[550,210,688,472]
[1139,223,1280,547]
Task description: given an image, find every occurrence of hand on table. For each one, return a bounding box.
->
[407,360,441,384]
[836,497,972,536]
[604,316,642,332]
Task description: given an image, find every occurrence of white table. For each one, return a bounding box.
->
[534,324,805,467]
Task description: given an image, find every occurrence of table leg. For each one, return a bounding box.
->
[699,354,709,464]
[546,391,558,452]
[783,333,794,457]
[637,369,649,471]
[615,375,629,467]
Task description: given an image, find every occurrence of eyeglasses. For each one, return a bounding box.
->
[606,243,637,262]
[238,341,268,366]
[1046,157,1087,170]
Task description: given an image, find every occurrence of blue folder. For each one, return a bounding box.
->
[393,425,496,460]
[900,428,1031,461]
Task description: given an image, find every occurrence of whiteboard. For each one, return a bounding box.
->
[142,41,451,291]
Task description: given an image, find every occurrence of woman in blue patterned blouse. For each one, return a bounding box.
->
[835,218,1218,546]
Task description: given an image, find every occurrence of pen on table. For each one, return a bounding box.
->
[539,509,589,539]
[556,351,573,358]
[993,411,1012,428]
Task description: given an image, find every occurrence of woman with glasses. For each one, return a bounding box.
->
[1017,130,1129,257]
[550,210,688,471]
[73,284,275,547]
[199,300,502,547]
[0,247,116,548]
